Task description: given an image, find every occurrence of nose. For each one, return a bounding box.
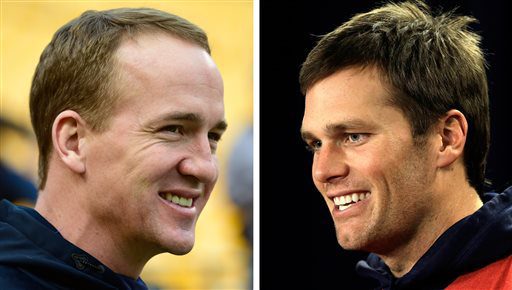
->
[312,142,349,184]
[177,136,219,184]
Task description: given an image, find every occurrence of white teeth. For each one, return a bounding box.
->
[163,193,193,208]
[339,203,352,211]
[334,192,371,209]
[179,196,193,207]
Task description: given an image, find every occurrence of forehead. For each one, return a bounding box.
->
[304,67,390,115]
[302,66,409,133]
[307,66,391,106]
[114,31,223,92]
[108,31,224,119]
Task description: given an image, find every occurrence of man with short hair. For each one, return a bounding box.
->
[0,7,226,289]
[300,1,512,289]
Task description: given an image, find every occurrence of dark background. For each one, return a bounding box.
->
[260,1,511,289]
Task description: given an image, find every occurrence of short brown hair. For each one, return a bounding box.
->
[30,8,210,189]
[299,1,490,191]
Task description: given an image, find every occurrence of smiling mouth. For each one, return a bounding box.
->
[333,192,371,211]
[159,192,194,208]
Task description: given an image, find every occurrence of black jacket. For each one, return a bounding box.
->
[356,186,512,290]
[0,200,148,290]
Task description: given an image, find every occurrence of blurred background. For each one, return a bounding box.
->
[0,1,253,289]
[260,0,511,289]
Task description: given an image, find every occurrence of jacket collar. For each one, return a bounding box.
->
[356,186,512,289]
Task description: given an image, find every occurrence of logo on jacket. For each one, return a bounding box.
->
[71,253,105,274]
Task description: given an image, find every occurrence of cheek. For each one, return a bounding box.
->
[85,138,126,193]
[126,145,182,184]
[347,146,413,211]
[373,145,434,209]
[354,138,415,178]
[211,155,220,181]
[311,160,323,192]
[347,147,387,181]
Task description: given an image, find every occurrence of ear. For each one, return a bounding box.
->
[51,110,87,174]
[436,109,468,168]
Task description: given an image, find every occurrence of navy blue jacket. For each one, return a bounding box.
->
[356,186,512,290]
[0,200,148,289]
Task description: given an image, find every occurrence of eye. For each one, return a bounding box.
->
[208,132,223,154]
[160,125,184,135]
[345,133,368,144]
[305,140,322,153]
[208,132,222,142]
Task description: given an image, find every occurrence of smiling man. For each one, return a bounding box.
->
[300,1,512,289]
[0,8,226,289]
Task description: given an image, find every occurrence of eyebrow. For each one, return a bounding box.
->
[300,130,315,142]
[325,119,369,134]
[301,119,372,141]
[159,112,228,132]
[215,120,228,132]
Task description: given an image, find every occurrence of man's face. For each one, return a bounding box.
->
[84,32,225,256]
[301,67,438,254]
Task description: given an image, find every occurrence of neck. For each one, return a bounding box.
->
[35,177,150,278]
[377,179,483,277]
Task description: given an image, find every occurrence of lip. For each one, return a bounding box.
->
[158,194,198,217]
[160,188,202,199]
[326,189,369,199]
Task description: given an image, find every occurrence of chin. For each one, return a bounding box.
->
[337,239,357,250]
[163,237,195,256]
[170,248,193,256]
[336,230,366,251]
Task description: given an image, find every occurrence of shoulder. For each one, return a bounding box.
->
[447,255,512,290]
[0,264,120,290]
[0,265,53,290]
